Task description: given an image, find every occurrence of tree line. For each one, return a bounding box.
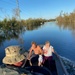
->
[0,18,46,46]
[56,10,75,25]
[0,18,46,30]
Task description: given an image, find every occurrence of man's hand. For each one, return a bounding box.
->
[27,57,30,60]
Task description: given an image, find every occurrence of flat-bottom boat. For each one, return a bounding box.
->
[24,52,69,75]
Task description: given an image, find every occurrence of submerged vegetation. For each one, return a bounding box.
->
[22,18,46,30]
[1,9,75,46]
[0,16,56,46]
[0,17,55,31]
[0,18,46,30]
[0,18,23,46]
[56,10,75,30]
[0,18,46,46]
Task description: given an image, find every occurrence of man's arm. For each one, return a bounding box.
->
[28,48,33,60]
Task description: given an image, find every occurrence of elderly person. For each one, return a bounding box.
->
[43,41,55,64]
[0,46,32,75]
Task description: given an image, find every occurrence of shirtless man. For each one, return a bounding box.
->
[28,42,43,66]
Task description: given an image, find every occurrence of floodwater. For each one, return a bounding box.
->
[0,22,75,65]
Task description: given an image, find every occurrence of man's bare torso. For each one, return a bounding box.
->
[33,46,42,54]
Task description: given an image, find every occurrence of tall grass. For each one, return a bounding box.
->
[56,10,75,25]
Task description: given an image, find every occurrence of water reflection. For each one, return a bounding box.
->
[0,22,75,64]
[26,24,41,30]
[0,23,43,46]
[0,22,75,46]
[56,22,75,31]
[0,25,24,46]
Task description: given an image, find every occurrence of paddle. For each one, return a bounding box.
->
[22,51,29,68]
[22,51,32,68]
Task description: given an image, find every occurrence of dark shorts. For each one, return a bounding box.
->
[43,55,53,64]
[31,54,39,65]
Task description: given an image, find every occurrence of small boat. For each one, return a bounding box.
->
[24,51,69,75]
[0,46,69,75]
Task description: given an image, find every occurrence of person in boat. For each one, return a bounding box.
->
[43,41,55,64]
[0,46,32,75]
[28,41,43,66]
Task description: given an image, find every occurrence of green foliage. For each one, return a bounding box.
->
[21,18,46,30]
[56,10,75,25]
[0,18,24,46]
[56,10,75,30]
[0,18,46,30]
[0,18,46,46]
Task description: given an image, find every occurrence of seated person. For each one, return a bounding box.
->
[43,41,58,73]
[0,46,31,75]
[2,46,25,67]
[43,41,55,64]
[28,41,43,66]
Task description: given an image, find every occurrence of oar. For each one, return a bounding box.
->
[22,51,29,68]
[22,51,32,68]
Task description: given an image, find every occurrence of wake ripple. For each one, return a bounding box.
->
[60,56,75,75]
